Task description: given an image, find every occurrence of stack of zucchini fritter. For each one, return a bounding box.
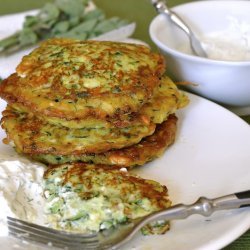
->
[0,38,188,167]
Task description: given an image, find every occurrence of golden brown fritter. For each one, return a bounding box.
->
[138,77,188,124]
[0,39,189,169]
[0,39,165,120]
[43,163,171,234]
[9,76,188,129]
[26,115,177,167]
[1,107,156,155]
[1,73,187,158]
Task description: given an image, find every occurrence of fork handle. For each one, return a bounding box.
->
[213,190,250,209]
[141,190,250,226]
[111,191,250,250]
[188,190,250,218]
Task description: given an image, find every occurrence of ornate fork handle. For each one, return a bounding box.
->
[112,190,250,249]
[138,190,250,226]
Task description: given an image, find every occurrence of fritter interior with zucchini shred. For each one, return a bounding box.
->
[0,38,188,166]
[43,163,171,234]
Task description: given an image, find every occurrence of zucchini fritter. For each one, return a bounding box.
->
[0,39,165,119]
[32,115,177,166]
[43,163,171,234]
[9,76,186,128]
[0,38,189,167]
[1,108,156,155]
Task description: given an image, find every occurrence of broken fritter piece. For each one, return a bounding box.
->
[43,163,171,234]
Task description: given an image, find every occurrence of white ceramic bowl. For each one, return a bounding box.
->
[149,0,250,108]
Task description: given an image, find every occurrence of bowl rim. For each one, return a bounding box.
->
[149,0,250,66]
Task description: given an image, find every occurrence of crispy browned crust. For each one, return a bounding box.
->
[102,114,177,167]
[1,107,156,155]
[30,114,177,167]
[0,39,165,120]
[7,76,187,129]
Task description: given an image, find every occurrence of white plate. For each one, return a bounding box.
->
[0,10,250,250]
[0,93,250,250]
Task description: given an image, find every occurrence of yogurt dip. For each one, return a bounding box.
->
[0,153,46,236]
[179,17,250,61]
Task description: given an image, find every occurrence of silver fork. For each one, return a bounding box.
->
[7,190,250,250]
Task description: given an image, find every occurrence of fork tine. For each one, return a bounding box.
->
[9,230,74,249]
[9,232,99,250]
[8,226,100,250]
[7,222,99,246]
[8,224,99,246]
[7,217,101,249]
[7,217,98,243]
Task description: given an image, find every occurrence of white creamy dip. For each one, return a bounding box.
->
[0,153,46,236]
[179,17,250,61]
